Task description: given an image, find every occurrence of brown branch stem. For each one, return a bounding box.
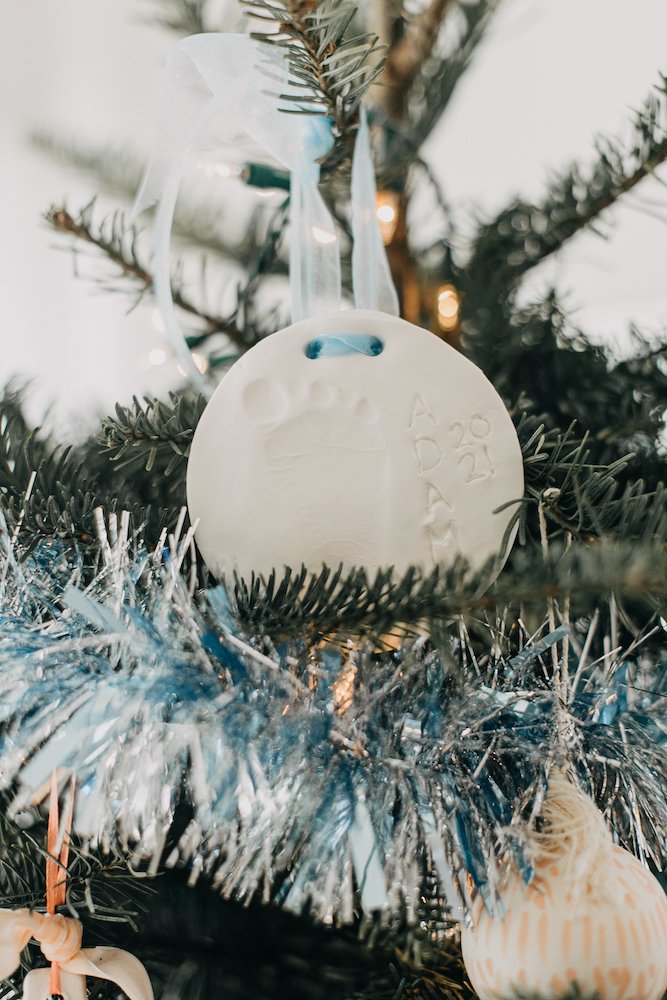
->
[46,207,252,351]
[525,137,667,279]
[287,4,357,154]
[382,0,455,120]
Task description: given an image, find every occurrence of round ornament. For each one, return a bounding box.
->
[461,775,667,1000]
[187,310,524,581]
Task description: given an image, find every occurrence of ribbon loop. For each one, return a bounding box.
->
[351,111,399,316]
[134,32,399,391]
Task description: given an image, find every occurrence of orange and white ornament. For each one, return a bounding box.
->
[461,773,667,1000]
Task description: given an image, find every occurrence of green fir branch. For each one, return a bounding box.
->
[244,0,385,167]
[0,386,52,491]
[407,0,499,147]
[101,392,206,484]
[147,0,208,34]
[32,131,146,202]
[0,391,178,552]
[0,447,133,552]
[232,539,667,636]
[0,809,46,912]
[33,131,289,272]
[461,295,667,493]
[467,72,667,293]
[381,0,458,121]
[3,385,665,610]
[45,203,262,353]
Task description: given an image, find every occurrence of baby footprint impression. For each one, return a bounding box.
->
[242,376,390,570]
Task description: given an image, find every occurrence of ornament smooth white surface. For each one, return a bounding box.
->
[188,310,524,580]
[461,782,667,1000]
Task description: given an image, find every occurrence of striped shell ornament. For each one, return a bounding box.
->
[461,774,667,1000]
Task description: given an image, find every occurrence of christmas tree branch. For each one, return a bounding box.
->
[468,72,667,292]
[0,436,112,551]
[45,203,262,352]
[4,381,664,579]
[382,0,456,121]
[0,390,178,552]
[462,294,667,493]
[0,458,178,555]
[518,415,667,547]
[232,539,667,636]
[146,0,208,34]
[407,0,499,148]
[0,386,50,489]
[244,0,384,168]
[33,131,288,271]
[101,392,206,482]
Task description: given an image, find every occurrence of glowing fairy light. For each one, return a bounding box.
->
[195,160,242,180]
[375,190,400,245]
[193,352,209,374]
[176,352,209,378]
[436,283,461,333]
[377,204,395,224]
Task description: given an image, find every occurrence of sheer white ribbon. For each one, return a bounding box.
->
[134,33,398,390]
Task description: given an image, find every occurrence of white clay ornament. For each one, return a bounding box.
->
[461,773,667,1000]
[188,310,524,582]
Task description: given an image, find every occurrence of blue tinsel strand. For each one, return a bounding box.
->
[0,514,665,941]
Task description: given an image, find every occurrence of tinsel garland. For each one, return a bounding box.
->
[0,507,665,959]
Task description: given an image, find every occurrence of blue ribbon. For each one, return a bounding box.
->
[304,334,383,359]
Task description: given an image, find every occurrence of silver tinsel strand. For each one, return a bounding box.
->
[0,509,665,945]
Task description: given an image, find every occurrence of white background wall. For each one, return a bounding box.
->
[2,0,667,434]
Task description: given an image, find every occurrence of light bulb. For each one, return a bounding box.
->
[195,159,243,180]
[375,190,400,245]
[377,204,396,224]
[192,352,209,374]
[176,352,209,378]
[436,283,461,333]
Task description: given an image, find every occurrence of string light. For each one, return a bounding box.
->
[436,283,461,333]
[176,352,210,377]
[195,160,242,180]
[150,342,211,377]
[195,160,290,194]
[375,190,400,245]
[193,352,209,374]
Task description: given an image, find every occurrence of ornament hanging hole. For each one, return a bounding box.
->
[304,334,384,360]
